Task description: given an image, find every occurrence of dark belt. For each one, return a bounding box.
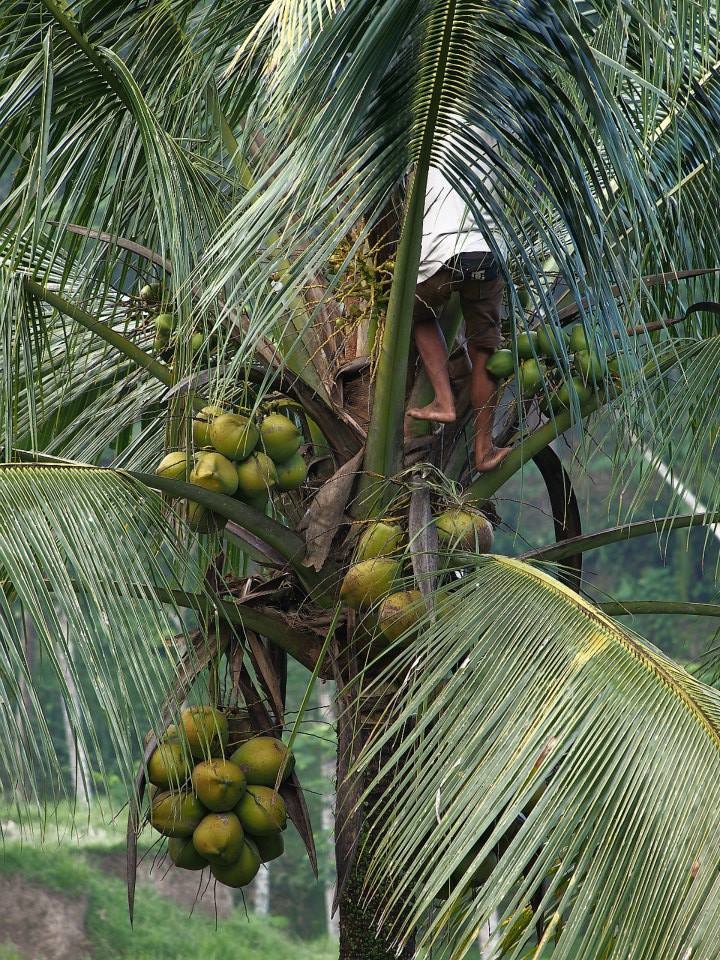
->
[444,251,499,283]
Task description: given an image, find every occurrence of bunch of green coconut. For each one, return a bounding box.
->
[154,407,309,532]
[137,281,207,356]
[147,705,294,888]
[486,322,620,412]
[339,504,494,648]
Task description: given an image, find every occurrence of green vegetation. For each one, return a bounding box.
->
[0,844,336,960]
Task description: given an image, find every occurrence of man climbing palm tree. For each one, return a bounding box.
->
[407,129,512,472]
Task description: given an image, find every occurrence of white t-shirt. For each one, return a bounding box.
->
[417,133,504,283]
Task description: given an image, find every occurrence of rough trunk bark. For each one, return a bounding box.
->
[335,678,414,960]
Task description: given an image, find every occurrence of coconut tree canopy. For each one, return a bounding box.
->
[1,0,720,957]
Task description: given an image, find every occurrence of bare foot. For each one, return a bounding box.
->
[475,445,512,472]
[407,400,456,424]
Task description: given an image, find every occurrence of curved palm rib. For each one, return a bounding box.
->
[352,555,720,960]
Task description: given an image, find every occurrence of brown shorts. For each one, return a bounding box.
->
[413,268,504,351]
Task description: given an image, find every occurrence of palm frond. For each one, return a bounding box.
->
[0,463,212,825]
[352,556,720,960]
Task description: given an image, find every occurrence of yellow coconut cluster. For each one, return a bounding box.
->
[154,409,308,533]
[147,709,295,888]
[339,506,494,645]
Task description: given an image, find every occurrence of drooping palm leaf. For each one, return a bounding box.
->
[0,463,215,825]
[352,556,720,960]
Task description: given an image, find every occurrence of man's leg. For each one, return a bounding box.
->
[462,275,512,472]
[467,344,512,471]
[407,272,456,423]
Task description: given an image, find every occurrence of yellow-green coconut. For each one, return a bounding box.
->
[210,839,261,888]
[192,406,227,448]
[210,413,259,461]
[377,590,423,643]
[252,832,284,863]
[186,501,226,534]
[190,451,238,496]
[192,759,247,812]
[147,742,191,789]
[355,521,404,562]
[436,508,494,553]
[167,837,208,871]
[155,451,191,481]
[192,812,244,866]
[150,791,206,838]
[339,558,400,610]
[230,737,294,787]
[180,706,229,759]
[260,413,302,463]
[235,786,287,836]
[236,452,278,499]
[274,452,308,491]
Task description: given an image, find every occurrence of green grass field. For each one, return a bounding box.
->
[0,843,337,960]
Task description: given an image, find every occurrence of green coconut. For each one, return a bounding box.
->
[260,413,302,463]
[485,349,515,380]
[550,378,593,412]
[147,742,191,789]
[210,413,259,461]
[168,837,208,871]
[518,358,547,396]
[150,791,206,838]
[153,332,170,354]
[436,508,494,553]
[155,451,190,481]
[607,354,621,377]
[139,281,163,303]
[192,759,247,812]
[210,839,261,888]
[274,452,308,491]
[377,590,423,643]
[230,737,295,788]
[155,312,175,334]
[235,786,287,836]
[190,451,238,496]
[192,812,245,866]
[339,558,400,610]
[192,406,227,448]
[355,521,404,562]
[252,831,284,863]
[516,331,538,360]
[190,332,204,353]
[536,325,569,358]
[236,452,278,499]
[569,323,589,353]
[574,348,606,384]
[180,706,229,759]
[187,501,226,534]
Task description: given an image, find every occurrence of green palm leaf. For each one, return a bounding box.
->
[353,556,720,959]
[0,463,212,823]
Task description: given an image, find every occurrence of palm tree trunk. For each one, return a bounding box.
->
[335,688,414,960]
